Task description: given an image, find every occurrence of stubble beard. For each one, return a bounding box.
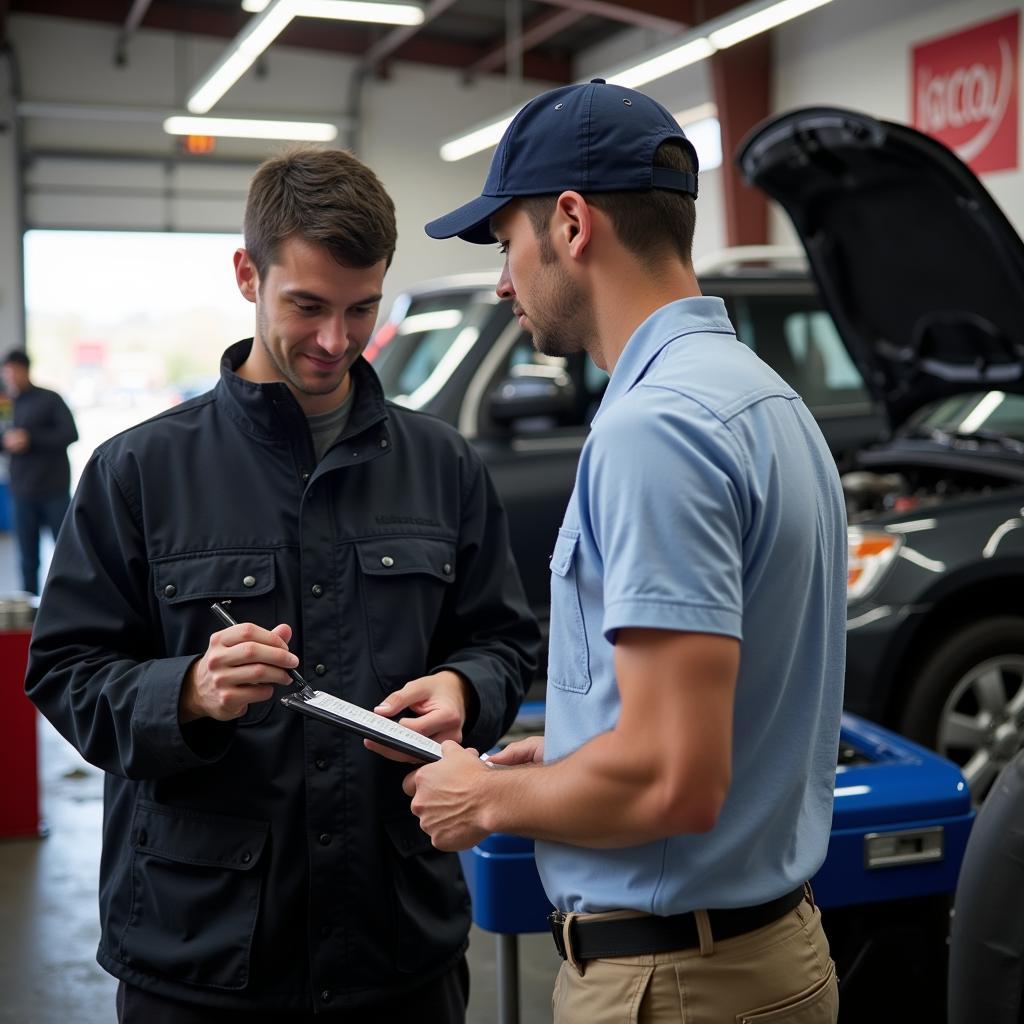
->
[529,235,595,358]
[255,303,345,397]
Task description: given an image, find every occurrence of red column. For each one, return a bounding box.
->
[710,28,772,247]
[0,628,41,838]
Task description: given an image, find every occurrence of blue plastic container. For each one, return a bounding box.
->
[459,711,974,932]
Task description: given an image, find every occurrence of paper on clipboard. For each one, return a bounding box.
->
[280,690,443,763]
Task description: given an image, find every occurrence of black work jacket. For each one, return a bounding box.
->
[8,384,78,498]
[26,341,540,1012]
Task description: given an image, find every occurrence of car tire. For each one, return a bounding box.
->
[901,616,1024,801]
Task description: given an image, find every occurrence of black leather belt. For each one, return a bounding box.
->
[549,885,806,961]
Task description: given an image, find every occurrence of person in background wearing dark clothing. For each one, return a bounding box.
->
[1,349,78,594]
[24,148,539,1023]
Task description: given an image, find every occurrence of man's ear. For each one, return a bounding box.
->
[233,248,260,304]
[554,191,592,260]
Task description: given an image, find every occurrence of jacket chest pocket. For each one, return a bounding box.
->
[355,536,456,688]
[117,801,269,990]
[548,528,592,694]
[152,549,280,726]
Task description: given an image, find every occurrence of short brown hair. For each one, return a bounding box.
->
[520,140,696,267]
[244,147,397,279]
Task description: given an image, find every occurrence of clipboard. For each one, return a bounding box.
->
[280,690,443,763]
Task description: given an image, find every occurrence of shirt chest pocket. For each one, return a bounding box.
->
[548,528,592,694]
[152,549,280,726]
[355,536,456,689]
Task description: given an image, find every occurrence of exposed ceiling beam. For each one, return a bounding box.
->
[538,0,690,34]
[467,6,583,77]
[114,0,154,65]
[394,33,572,82]
[359,0,458,72]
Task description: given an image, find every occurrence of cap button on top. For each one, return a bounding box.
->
[243,575,256,588]
[591,77,606,84]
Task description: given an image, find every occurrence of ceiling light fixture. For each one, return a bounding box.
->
[188,0,297,114]
[164,114,339,141]
[439,0,836,162]
[439,116,514,163]
[606,38,716,90]
[707,0,834,49]
[241,0,424,25]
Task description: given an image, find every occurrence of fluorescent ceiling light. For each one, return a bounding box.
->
[708,0,835,49]
[439,0,836,162]
[673,105,721,171]
[242,0,424,23]
[164,115,338,141]
[680,116,722,172]
[188,0,296,113]
[675,101,718,126]
[606,38,715,89]
[440,116,514,163]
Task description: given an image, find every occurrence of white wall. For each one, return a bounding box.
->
[772,0,1024,243]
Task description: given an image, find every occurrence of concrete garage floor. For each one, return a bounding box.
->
[0,535,559,1023]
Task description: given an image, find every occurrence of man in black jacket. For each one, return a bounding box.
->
[25,148,539,1023]
[1,348,78,594]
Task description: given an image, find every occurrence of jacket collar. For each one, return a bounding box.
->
[216,339,390,443]
[591,296,733,425]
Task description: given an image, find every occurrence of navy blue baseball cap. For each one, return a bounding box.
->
[425,79,698,245]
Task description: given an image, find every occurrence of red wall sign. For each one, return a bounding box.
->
[912,11,1020,174]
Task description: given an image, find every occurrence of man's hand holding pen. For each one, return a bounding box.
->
[179,619,300,723]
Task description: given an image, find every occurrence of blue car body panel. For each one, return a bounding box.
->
[459,710,974,933]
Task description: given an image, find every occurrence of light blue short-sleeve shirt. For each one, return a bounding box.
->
[537,296,847,914]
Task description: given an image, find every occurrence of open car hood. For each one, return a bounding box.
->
[737,107,1024,430]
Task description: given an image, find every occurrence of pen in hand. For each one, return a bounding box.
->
[210,601,316,700]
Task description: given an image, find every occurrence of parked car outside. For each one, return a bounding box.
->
[369,109,1024,801]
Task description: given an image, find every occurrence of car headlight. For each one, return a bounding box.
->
[848,529,902,601]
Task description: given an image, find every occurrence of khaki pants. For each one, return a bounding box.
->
[552,898,838,1024]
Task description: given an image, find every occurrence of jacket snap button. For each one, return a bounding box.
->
[319,833,331,846]
[301,471,310,482]
[241,851,252,864]
[443,563,452,574]
[321,990,333,1003]
[315,664,326,676]
[311,584,324,597]
[138,830,148,846]
[243,576,256,588]
[379,438,388,448]
[381,556,394,567]
[163,584,176,598]
[315,758,327,770]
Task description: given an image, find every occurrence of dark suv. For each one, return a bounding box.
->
[369,107,1024,800]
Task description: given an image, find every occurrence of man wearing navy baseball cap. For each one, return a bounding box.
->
[404,79,845,1023]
